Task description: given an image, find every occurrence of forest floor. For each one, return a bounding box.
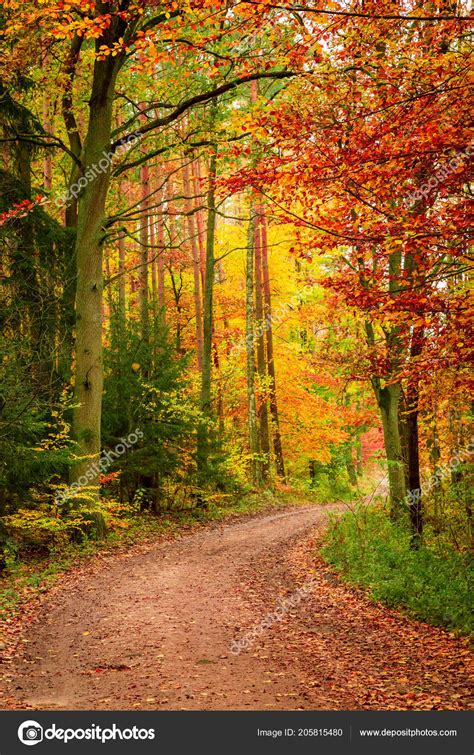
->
[0,503,471,711]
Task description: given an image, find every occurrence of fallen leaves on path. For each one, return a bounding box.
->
[242,530,473,710]
[1,508,471,711]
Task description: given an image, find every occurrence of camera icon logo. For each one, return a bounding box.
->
[18,721,44,746]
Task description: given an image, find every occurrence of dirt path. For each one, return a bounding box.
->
[1,504,471,710]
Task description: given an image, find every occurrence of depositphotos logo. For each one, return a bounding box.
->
[18,722,43,746]
[18,720,156,746]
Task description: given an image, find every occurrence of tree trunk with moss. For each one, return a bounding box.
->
[376,383,406,516]
[71,58,118,493]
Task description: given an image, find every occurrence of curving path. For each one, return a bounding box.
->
[1,503,471,711]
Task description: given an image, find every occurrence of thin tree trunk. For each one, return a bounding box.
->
[139,111,150,349]
[399,392,411,492]
[213,340,225,439]
[115,112,127,334]
[114,219,130,446]
[103,247,112,320]
[167,177,182,347]
[169,267,183,353]
[118,231,126,321]
[42,55,52,192]
[192,157,206,294]
[246,202,260,484]
[148,210,160,367]
[260,208,286,481]
[197,145,217,479]
[406,389,422,542]
[149,213,158,321]
[356,433,363,476]
[155,180,166,314]
[403,246,424,541]
[406,329,424,544]
[254,208,270,480]
[183,157,204,371]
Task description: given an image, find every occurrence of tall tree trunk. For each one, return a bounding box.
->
[406,386,422,542]
[113,223,130,452]
[112,172,130,442]
[62,34,82,230]
[192,157,206,294]
[155,178,166,314]
[254,208,270,480]
[260,208,286,481]
[149,215,158,318]
[398,392,411,491]
[42,59,52,192]
[167,177,182,347]
[183,157,204,371]
[213,339,225,440]
[197,145,217,479]
[245,203,260,484]
[363,241,407,516]
[117,231,126,321]
[11,132,52,391]
[71,59,118,489]
[406,328,424,543]
[115,109,127,332]
[139,128,150,351]
[148,209,160,368]
[402,245,424,541]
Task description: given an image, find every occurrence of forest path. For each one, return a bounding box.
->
[1,503,471,710]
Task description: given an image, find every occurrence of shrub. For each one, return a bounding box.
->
[1,499,129,560]
[322,505,473,636]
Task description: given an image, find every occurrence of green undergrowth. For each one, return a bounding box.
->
[322,505,474,637]
[0,489,311,626]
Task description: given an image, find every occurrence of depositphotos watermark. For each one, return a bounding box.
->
[230,283,313,357]
[18,720,155,746]
[405,437,474,508]
[55,428,143,505]
[54,131,141,208]
[406,140,474,206]
[230,577,315,655]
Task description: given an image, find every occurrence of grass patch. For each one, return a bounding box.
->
[322,505,473,637]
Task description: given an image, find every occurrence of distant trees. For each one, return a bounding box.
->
[1,0,470,555]
[229,2,472,540]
